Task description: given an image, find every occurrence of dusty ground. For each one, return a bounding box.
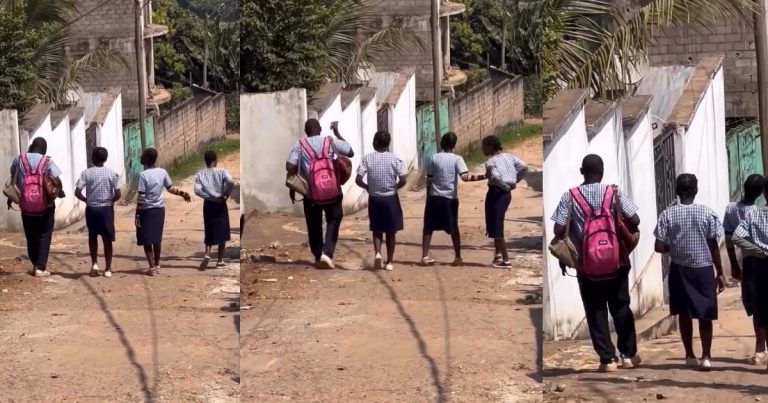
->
[242,137,544,402]
[543,287,768,402]
[0,151,241,402]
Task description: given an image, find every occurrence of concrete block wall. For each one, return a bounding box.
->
[368,0,436,101]
[450,76,525,151]
[647,21,756,117]
[153,94,226,167]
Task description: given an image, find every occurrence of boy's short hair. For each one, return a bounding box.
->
[675,173,698,197]
[140,148,158,166]
[92,147,108,164]
[204,150,217,166]
[373,131,391,150]
[482,135,502,152]
[441,132,458,151]
[744,174,764,199]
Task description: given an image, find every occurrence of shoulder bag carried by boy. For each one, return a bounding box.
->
[613,185,640,264]
[3,175,19,205]
[549,199,579,270]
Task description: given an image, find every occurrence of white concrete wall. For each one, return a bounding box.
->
[97,94,126,186]
[675,68,729,222]
[361,101,378,156]
[70,115,87,223]
[50,116,77,225]
[0,110,21,231]
[241,89,307,216]
[338,94,367,213]
[543,107,590,341]
[389,75,419,171]
[624,110,664,316]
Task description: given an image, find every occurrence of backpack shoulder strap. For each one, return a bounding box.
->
[299,138,317,159]
[320,137,331,159]
[599,185,615,213]
[570,187,593,216]
[19,153,33,174]
[34,156,49,174]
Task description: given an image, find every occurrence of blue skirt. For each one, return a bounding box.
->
[85,206,115,242]
[742,256,762,317]
[669,263,718,320]
[423,196,459,234]
[485,187,511,239]
[368,195,404,233]
[203,200,231,245]
[136,207,165,245]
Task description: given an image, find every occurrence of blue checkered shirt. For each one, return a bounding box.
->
[138,167,173,210]
[286,136,353,178]
[427,152,468,199]
[654,203,723,268]
[551,183,639,245]
[733,206,768,256]
[486,153,527,191]
[723,201,756,236]
[10,153,62,188]
[195,167,233,201]
[357,151,406,197]
[75,166,121,207]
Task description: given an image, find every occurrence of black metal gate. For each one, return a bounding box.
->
[654,127,676,215]
[85,125,97,168]
[377,107,389,132]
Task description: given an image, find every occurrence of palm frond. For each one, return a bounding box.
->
[547,0,758,97]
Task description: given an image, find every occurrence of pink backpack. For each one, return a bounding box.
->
[570,186,620,279]
[19,154,49,215]
[300,137,340,204]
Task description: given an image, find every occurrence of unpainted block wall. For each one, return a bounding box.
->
[647,21,756,118]
[450,77,525,151]
[153,94,226,167]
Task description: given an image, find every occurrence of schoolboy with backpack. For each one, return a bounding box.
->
[285,119,354,269]
[550,154,642,373]
[7,138,65,277]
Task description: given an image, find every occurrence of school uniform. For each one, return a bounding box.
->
[11,153,62,269]
[723,201,759,316]
[75,166,121,242]
[654,203,724,320]
[732,207,768,327]
[136,167,172,246]
[286,136,353,260]
[484,153,527,238]
[358,151,406,233]
[194,167,234,246]
[424,152,468,234]
[552,183,640,364]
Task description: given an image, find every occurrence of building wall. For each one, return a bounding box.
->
[98,94,126,186]
[67,0,141,118]
[368,0,435,100]
[0,110,22,231]
[389,74,419,171]
[153,94,226,168]
[646,22,756,117]
[241,89,307,217]
[450,76,525,151]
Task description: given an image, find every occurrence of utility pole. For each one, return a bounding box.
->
[756,0,768,173]
[135,0,148,151]
[203,13,209,89]
[431,0,442,148]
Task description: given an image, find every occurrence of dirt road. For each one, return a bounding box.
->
[242,137,544,402]
[0,151,241,402]
[543,287,768,402]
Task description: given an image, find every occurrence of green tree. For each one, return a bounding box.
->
[0,0,126,110]
[543,0,756,98]
[240,0,421,92]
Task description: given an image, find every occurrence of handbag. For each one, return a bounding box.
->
[286,174,308,197]
[3,176,19,205]
[548,203,579,270]
[613,185,640,263]
[334,155,352,185]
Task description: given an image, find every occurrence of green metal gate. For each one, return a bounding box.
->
[416,99,449,170]
[123,117,155,190]
[726,120,763,203]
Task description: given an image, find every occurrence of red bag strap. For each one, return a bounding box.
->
[320,136,331,158]
[570,187,592,216]
[600,185,615,214]
[299,138,317,159]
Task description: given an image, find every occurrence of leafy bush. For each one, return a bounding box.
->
[225,93,239,132]
[523,75,544,117]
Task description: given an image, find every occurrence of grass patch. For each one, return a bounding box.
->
[166,137,240,181]
[462,123,542,166]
